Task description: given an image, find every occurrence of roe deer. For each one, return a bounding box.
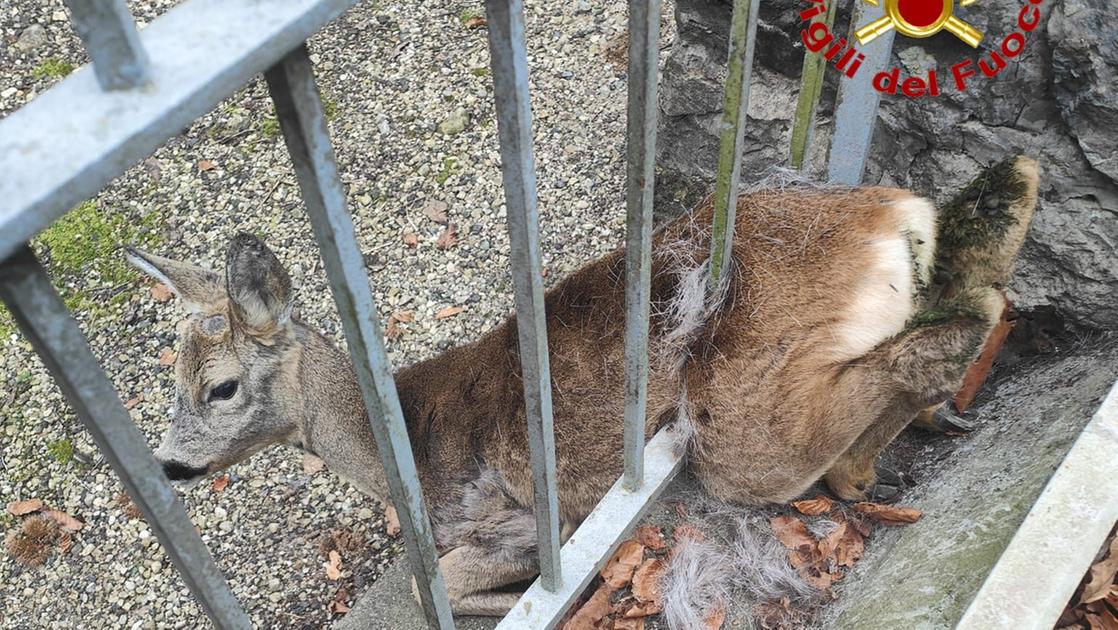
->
[126,157,1038,615]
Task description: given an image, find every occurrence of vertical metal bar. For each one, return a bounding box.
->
[708,0,760,290]
[264,45,454,630]
[826,1,895,185]
[789,0,838,171]
[61,0,150,90]
[0,246,250,630]
[621,0,662,492]
[483,0,563,592]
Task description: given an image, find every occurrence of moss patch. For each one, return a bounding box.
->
[47,438,74,464]
[935,158,1029,267]
[261,117,281,138]
[32,58,75,80]
[458,7,484,24]
[434,156,460,185]
[322,92,339,122]
[24,200,163,333]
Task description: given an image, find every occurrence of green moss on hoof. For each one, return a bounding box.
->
[936,158,1031,262]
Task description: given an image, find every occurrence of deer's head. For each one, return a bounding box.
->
[127,233,301,483]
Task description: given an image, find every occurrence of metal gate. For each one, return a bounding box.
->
[0,0,895,627]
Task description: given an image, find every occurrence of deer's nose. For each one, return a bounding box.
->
[161,460,207,481]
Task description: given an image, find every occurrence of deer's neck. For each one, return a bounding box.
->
[290,324,392,505]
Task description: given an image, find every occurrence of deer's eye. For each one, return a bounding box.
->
[208,380,238,402]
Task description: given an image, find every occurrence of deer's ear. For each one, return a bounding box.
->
[125,247,223,315]
[224,232,293,333]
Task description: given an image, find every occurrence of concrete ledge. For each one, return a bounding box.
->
[959,377,1118,629]
[333,558,498,630]
[826,345,1118,629]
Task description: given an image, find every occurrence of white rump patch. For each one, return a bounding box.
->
[833,236,916,360]
[893,195,937,287]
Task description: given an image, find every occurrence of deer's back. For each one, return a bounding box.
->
[399,186,935,522]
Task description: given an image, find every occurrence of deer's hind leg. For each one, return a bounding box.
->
[823,288,1004,501]
[413,545,537,616]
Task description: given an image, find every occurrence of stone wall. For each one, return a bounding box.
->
[655,0,1117,331]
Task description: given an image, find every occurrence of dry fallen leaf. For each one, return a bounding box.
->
[436,223,459,250]
[463,16,487,28]
[325,549,342,580]
[631,557,665,610]
[1086,609,1118,630]
[613,618,645,630]
[158,347,177,367]
[385,311,414,341]
[562,582,613,630]
[435,306,464,320]
[198,159,216,172]
[422,200,449,224]
[673,523,706,543]
[832,522,865,569]
[124,394,144,410]
[211,475,230,493]
[115,493,143,521]
[58,531,74,555]
[7,498,43,516]
[150,283,173,302]
[402,232,420,248]
[954,295,1011,412]
[852,502,923,526]
[45,509,84,532]
[633,524,666,551]
[385,505,401,537]
[624,601,661,619]
[1081,536,1118,604]
[791,495,834,516]
[330,586,351,614]
[601,539,645,589]
[303,453,326,474]
[770,515,816,551]
[704,600,727,630]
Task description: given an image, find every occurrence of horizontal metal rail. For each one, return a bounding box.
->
[826,0,895,185]
[708,0,760,289]
[958,379,1118,629]
[483,0,564,593]
[264,45,455,630]
[0,247,250,629]
[496,427,685,629]
[0,0,362,263]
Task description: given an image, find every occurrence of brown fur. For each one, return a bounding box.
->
[128,158,1038,616]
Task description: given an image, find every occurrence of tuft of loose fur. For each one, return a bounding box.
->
[661,535,733,630]
[659,496,815,629]
[4,515,59,566]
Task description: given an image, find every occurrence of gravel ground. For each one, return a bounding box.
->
[0,0,673,627]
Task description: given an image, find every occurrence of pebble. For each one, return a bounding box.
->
[16,23,47,51]
[438,109,470,136]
